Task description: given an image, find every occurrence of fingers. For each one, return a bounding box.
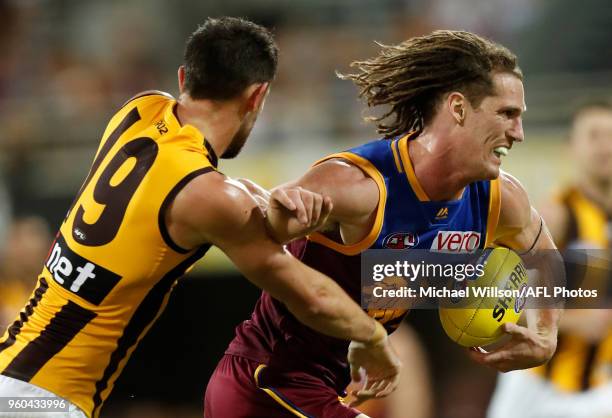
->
[311,193,322,226]
[300,189,314,225]
[270,188,296,211]
[348,378,397,407]
[289,189,308,224]
[502,322,531,340]
[271,187,332,227]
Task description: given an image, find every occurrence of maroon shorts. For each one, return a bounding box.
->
[204,354,362,418]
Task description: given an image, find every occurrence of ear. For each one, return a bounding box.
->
[244,83,270,112]
[447,92,467,125]
[178,66,186,93]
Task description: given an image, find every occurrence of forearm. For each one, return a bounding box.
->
[284,263,385,344]
[242,249,385,344]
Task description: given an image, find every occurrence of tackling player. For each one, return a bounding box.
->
[0,17,401,418]
[488,102,612,417]
[206,30,562,418]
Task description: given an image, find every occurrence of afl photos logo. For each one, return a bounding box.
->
[383,232,418,249]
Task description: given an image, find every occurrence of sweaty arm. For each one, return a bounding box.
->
[470,172,563,371]
[274,159,380,245]
[166,170,385,344]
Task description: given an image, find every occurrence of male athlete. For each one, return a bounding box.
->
[0,17,401,418]
[206,30,562,418]
[488,102,612,417]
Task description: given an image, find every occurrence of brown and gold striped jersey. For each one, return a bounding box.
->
[531,187,612,391]
[0,92,217,417]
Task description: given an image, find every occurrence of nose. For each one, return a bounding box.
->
[507,117,524,143]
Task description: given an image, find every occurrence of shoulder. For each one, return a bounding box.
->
[121,90,175,108]
[306,158,380,219]
[498,171,532,230]
[312,158,376,186]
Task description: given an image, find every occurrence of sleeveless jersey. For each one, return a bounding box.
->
[0,92,217,417]
[226,133,501,393]
[531,187,612,391]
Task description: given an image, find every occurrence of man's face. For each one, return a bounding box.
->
[222,86,269,159]
[571,109,612,183]
[222,110,259,159]
[461,72,526,180]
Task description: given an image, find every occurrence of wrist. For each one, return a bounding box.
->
[365,320,387,346]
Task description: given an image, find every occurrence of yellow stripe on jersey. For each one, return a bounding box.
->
[485,178,501,246]
[397,134,430,202]
[0,92,216,418]
[308,152,387,256]
[390,139,404,173]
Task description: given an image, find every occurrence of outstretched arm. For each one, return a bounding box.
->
[166,171,401,393]
[470,172,562,371]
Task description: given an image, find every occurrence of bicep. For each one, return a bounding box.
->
[286,160,379,225]
[495,172,557,252]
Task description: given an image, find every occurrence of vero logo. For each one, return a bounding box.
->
[430,230,480,253]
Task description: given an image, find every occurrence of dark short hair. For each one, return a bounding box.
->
[183,17,278,100]
[339,30,523,138]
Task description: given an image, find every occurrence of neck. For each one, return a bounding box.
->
[578,175,612,214]
[175,93,243,158]
[409,130,472,201]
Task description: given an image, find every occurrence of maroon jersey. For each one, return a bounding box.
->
[226,238,402,395]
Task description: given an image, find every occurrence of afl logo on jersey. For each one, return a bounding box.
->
[383,232,418,249]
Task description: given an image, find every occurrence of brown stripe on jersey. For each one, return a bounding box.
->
[543,334,563,379]
[66,108,141,219]
[204,140,218,168]
[0,278,49,356]
[158,167,215,254]
[2,300,96,382]
[562,192,579,246]
[580,343,598,391]
[91,245,210,418]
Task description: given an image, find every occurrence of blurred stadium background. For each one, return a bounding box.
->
[0,0,611,417]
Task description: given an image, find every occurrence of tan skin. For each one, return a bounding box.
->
[538,108,612,342]
[162,66,401,400]
[271,72,561,394]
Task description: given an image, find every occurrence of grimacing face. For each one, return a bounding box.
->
[461,72,526,180]
[571,109,612,183]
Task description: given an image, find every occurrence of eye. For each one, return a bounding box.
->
[500,109,519,119]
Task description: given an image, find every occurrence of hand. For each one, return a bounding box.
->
[265,186,333,244]
[468,322,557,372]
[347,324,402,407]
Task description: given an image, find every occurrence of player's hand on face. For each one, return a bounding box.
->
[467,322,557,372]
[265,186,333,244]
[347,336,402,407]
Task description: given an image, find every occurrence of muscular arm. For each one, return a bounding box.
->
[471,172,562,371]
[279,159,380,244]
[166,171,385,343]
